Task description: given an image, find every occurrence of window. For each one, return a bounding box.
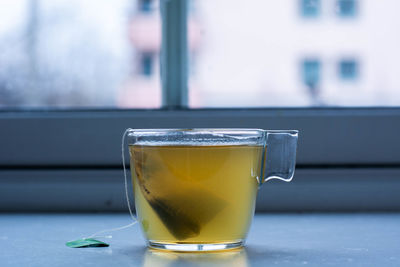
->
[337,0,357,17]
[339,59,358,81]
[1,0,400,212]
[1,0,400,108]
[140,53,154,77]
[303,60,321,87]
[302,60,321,104]
[139,0,153,13]
[301,0,320,18]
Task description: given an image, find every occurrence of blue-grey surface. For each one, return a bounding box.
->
[0,214,399,267]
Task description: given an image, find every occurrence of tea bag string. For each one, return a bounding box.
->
[85,128,137,239]
[121,128,137,222]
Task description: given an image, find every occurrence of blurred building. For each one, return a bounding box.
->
[119,0,201,108]
[296,0,400,106]
[190,0,400,107]
[65,0,400,108]
[121,0,398,108]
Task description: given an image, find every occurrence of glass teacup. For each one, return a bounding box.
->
[128,129,298,252]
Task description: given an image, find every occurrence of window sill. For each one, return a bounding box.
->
[1,213,399,266]
[1,167,400,212]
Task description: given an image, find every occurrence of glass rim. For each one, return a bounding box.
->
[127,129,298,146]
[128,128,298,135]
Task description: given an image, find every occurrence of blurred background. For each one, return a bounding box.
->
[1,0,399,109]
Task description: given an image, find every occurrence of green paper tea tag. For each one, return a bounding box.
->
[66,238,109,248]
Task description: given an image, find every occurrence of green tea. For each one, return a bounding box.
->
[130,145,262,244]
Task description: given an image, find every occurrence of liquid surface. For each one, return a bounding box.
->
[129,145,263,244]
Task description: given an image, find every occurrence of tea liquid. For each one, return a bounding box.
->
[130,145,263,244]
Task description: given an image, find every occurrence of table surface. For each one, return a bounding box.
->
[1,213,399,267]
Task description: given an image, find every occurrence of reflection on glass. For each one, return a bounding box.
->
[142,248,248,267]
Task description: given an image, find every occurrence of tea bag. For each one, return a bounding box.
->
[144,188,226,240]
[132,147,227,240]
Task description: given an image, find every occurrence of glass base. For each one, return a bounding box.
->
[148,240,244,252]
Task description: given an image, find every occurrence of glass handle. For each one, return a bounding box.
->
[263,131,299,183]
